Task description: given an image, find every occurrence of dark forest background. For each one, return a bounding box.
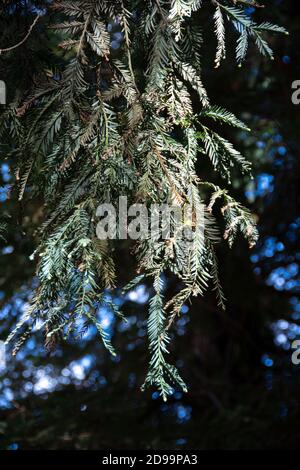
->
[0,0,300,449]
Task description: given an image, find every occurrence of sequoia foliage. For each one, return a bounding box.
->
[0,0,286,400]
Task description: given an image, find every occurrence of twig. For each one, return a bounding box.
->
[0,15,40,54]
[120,1,140,96]
[154,0,169,24]
[154,145,185,205]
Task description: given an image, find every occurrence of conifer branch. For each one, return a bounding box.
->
[0,15,40,54]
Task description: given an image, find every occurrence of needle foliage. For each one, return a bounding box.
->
[0,0,286,400]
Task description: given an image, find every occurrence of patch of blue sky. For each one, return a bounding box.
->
[181,305,189,314]
[0,185,10,202]
[244,6,255,15]
[261,354,274,367]
[272,133,283,144]
[174,404,192,424]
[176,438,187,446]
[97,305,115,337]
[277,146,287,156]
[282,55,291,64]
[113,32,124,41]
[126,284,149,304]
[253,236,286,262]
[34,375,57,394]
[245,173,274,202]
[118,315,137,333]
[256,140,266,149]
[1,163,11,182]
[267,264,299,292]
[2,246,14,255]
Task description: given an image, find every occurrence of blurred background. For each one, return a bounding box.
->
[0,0,300,450]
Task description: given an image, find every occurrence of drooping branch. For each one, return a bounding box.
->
[0,15,40,54]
